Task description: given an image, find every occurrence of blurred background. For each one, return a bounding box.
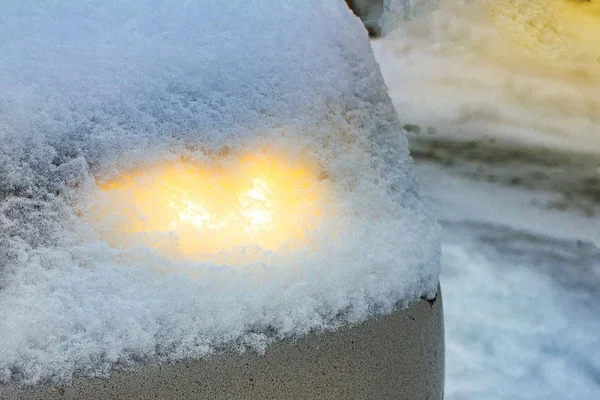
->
[355,0,600,398]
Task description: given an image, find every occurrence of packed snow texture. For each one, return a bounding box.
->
[0,0,440,385]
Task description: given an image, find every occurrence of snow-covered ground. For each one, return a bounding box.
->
[375,0,600,398]
[419,163,600,400]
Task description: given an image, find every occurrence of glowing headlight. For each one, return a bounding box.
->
[87,154,323,261]
[490,0,600,64]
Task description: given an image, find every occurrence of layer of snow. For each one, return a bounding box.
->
[0,0,440,385]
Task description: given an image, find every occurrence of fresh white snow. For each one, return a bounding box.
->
[0,0,440,385]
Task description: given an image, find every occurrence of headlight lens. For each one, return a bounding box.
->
[87,154,324,261]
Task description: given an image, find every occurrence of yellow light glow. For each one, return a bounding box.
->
[88,155,323,261]
[489,0,600,65]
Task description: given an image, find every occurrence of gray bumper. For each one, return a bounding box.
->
[0,286,444,400]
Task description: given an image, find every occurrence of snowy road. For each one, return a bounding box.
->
[417,162,600,399]
[372,0,600,397]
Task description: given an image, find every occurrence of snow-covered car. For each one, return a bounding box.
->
[0,1,443,398]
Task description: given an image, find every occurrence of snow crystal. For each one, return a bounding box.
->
[0,0,439,385]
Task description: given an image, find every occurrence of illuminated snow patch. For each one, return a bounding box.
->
[86,155,324,263]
